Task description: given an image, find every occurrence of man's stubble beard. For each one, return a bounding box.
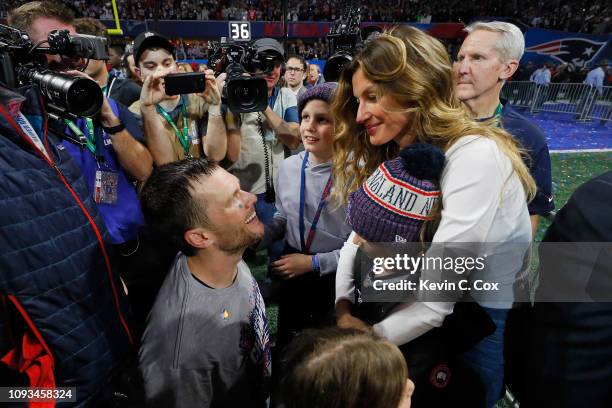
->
[215,225,263,255]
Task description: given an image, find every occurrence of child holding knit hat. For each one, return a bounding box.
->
[335,143,445,333]
[260,82,352,350]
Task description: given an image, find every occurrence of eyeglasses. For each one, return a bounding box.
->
[286,66,305,73]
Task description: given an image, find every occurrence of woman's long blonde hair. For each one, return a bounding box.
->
[331,26,536,214]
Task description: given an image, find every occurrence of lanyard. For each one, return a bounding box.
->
[476,102,503,125]
[65,118,98,156]
[299,151,333,253]
[156,102,190,157]
[102,74,115,98]
[15,112,51,161]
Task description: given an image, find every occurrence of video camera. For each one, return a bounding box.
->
[0,23,108,118]
[208,39,278,113]
[324,7,381,82]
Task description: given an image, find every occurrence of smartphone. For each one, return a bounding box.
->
[164,72,206,96]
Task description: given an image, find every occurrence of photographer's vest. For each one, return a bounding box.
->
[228,87,298,194]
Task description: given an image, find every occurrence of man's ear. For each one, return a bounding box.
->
[184,227,214,250]
[501,59,519,81]
[135,67,142,81]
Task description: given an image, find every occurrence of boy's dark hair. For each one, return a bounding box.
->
[8,1,74,31]
[140,158,218,256]
[286,54,308,72]
[109,44,124,56]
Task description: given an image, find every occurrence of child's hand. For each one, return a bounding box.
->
[337,313,373,333]
[272,253,313,279]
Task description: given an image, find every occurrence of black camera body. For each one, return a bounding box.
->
[324,8,381,82]
[208,40,275,113]
[0,24,107,118]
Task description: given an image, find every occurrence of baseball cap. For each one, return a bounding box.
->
[133,31,175,65]
[254,38,284,60]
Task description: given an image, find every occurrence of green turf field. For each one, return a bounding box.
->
[534,151,612,242]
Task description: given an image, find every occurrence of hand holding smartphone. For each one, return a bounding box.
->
[164,72,206,96]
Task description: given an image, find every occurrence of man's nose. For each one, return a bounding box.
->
[246,192,257,208]
[455,58,469,74]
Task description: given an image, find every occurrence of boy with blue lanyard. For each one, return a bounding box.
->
[259,83,351,350]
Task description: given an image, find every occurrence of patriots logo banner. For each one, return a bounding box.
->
[524,29,611,69]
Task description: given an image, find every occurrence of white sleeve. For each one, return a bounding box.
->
[375,138,507,344]
[335,231,360,304]
[373,302,454,345]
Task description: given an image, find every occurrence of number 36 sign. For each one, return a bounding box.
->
[228,22,251,41]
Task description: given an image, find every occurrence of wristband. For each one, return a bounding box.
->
[311,254,321,275]
[101,122,125,134]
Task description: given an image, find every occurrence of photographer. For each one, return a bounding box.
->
[128,31,228,165]
[8,2,152,246]
[73,18,142,116]
[225,38,300,270]
[1,2,135,404]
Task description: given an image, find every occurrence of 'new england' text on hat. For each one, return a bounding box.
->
[364,163,439,220]
[347,143,445,243]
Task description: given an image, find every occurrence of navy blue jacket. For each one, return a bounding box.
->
[0,84,133,406]
[501,102,555,215]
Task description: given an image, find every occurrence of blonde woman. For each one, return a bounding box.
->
[333,26,536,407]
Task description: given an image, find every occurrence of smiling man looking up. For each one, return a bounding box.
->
[138,158,271,407]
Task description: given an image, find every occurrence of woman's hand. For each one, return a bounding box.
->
[272,253,312,279]
[336,299,373,332]
[337,313,373,333]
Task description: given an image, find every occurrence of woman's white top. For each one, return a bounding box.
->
[335,135,532,345]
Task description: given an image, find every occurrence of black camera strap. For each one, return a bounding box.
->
[256,112,275,203]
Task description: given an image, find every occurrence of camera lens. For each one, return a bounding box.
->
[25,69,103,117]
[232,83,258,105]
[227,76,268,113]
[66,77,103,117]
[324,51,353,82]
